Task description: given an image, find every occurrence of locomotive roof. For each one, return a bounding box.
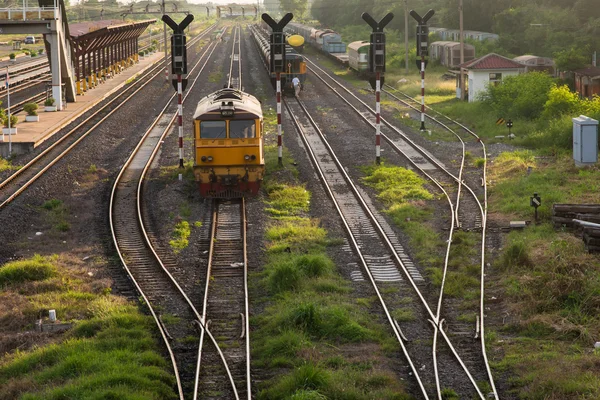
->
[348,41,369,51]
[193,89,263,120]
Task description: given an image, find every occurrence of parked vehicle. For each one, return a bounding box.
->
[24,36,35,44]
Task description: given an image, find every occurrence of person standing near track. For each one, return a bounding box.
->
[292,76,301,97]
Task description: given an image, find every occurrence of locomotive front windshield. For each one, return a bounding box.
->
[230,120,256,138]
[200,121,227,139]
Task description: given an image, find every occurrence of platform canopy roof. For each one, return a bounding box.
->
[69,19,156,56]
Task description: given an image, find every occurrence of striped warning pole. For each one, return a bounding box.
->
[177,73,184,180]
[276,71,282,166]
[420,55,426,131]
[375,71,381,165]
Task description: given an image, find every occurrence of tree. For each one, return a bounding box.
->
[554,48,588,72]
[279,0,306,18]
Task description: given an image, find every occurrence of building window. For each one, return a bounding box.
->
[489,73,502,86]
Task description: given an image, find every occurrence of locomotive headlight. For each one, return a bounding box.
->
[201,156,207,162]
[251,155,256,161]
[207,156,213,162]
[244,155,250,161]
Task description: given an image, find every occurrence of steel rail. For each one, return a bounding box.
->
[227,25,237,89]
[284,95,430,398]
[238,25,243,90]
[303,57,488,399]
[0,25,215,208]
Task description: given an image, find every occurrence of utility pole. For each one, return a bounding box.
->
[404,0,409,74]
[459,0,465,100]
[162,0,168,81]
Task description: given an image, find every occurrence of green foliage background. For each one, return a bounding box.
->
[301,0,599,70]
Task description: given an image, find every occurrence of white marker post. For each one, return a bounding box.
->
[276,71,282,166]
[177,73,183,180]
[6,67,11,155]
[420,55,426,131]
[375,71,381,164]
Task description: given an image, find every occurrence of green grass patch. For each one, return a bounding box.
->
[489,151,600,220]
[438,231,481,300]
[0,157,18,172]
[362,164,434,205]
[488,148,600,398]
[0,297,176,399]
[169,220,190,253]
[258,361,411,400]
[42,199,62,210]
[493,337,600,399]
[159,159,195,181]
[0,254,58,287]
[266,219,329,253]
[253,145,410,398]
[0,256,176,399]
[265,184,310,216]
[41,199,70,232]
[208,69,223,83]
[391,308,415,323]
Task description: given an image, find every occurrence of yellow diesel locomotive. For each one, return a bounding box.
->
[193,88,264,198]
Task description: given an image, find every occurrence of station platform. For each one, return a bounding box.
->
[0,51,165,157]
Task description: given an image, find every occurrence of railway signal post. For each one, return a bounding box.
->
[262,12,293,166]
[362,12,394,165]
[163,14,194,180]
[410,9,435,131]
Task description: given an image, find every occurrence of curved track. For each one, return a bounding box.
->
[249,30,497,397]
[110,29,239,400]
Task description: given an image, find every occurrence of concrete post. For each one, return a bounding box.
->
[49,32,63,110]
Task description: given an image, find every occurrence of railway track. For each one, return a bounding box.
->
[286,53,497,398]
[0,25,216,210]
[196,198,250,399]
[110,28,241,400]
[194,24,252,400]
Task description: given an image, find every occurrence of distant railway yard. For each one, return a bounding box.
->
[1,15,600,400]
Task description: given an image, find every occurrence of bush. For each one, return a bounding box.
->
[44,97,55,107]
[2,113,18,127]
[9,53,15,60]
[38,48,44,54]
[30,50,37,57]
[23,102,38,116]
[483,72,555,120]
[542,85,580,120]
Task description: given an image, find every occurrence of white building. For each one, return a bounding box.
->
[457,53,524,102]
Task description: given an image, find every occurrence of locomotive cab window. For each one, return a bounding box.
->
[200,121,227,139]
[230,120,256,139]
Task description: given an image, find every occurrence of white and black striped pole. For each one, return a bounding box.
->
[375,71,381,164]
[410,10,435,131]
[362,12,393,166]
[420,55,426,131]
[162,14,193,180]
[177,73,184,180]
[276,71,283,166]
[262,13,293,167]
